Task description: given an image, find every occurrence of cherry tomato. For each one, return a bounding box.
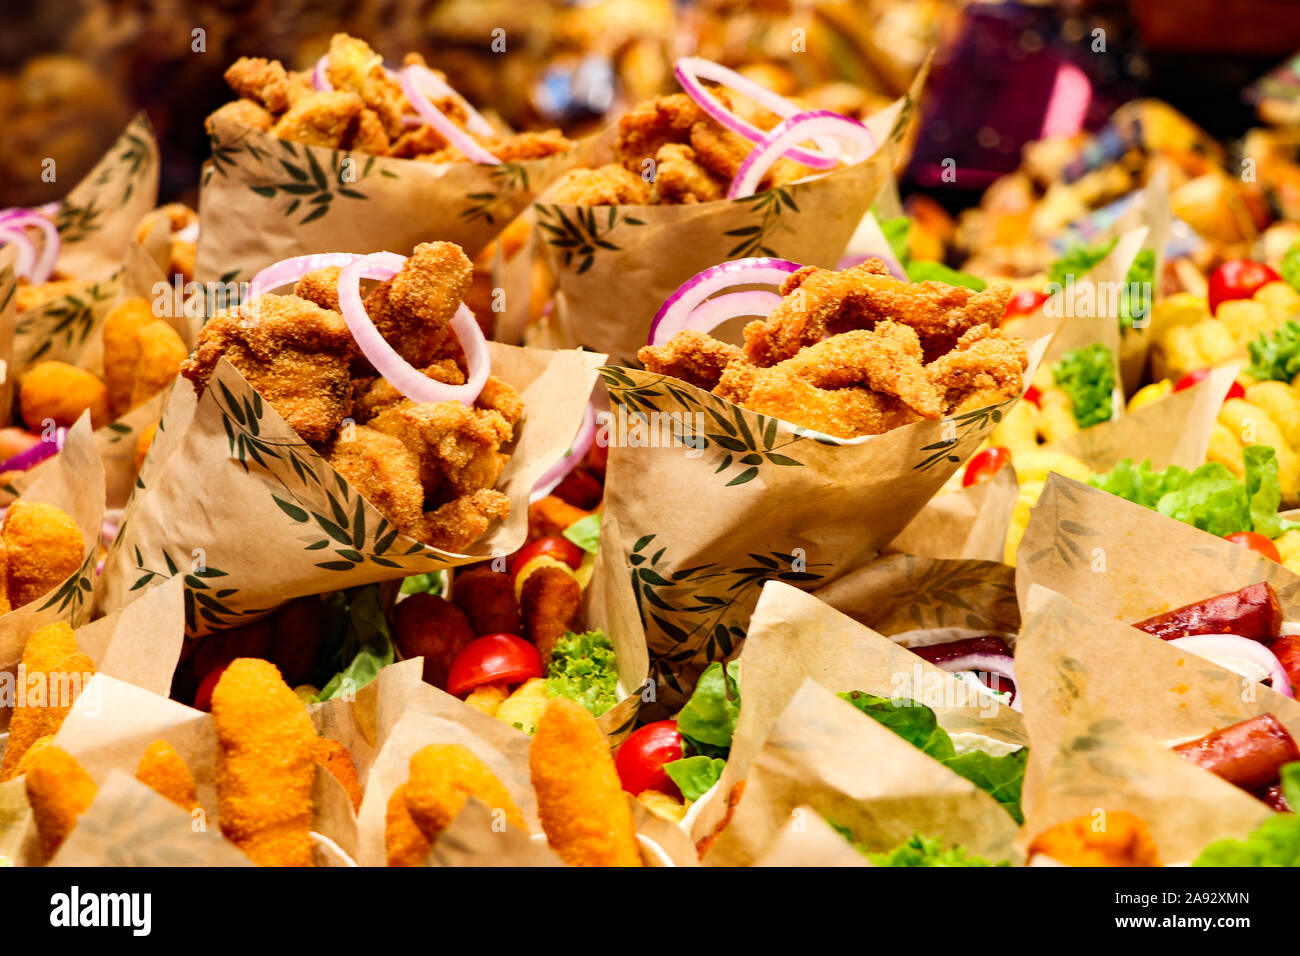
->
[1023,385,1042,408]
[963,446,1011,487]
[510,535,583,574]
[1173,368,1245,403]
[1004,289,1049,320]
[1224,531,1281,564]
[615,720,684,798]
[1207,260,1281,315]
[446,633,543,697]
[194,662,228,712]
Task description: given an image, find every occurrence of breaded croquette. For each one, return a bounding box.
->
[451,564,521,636]
[327,425,428,542]
[385,783,432,866]
[548,166,652,206]
[392,592,476,688]
[1028,811,1161,867]
[313,737,363,812]
[0,622,79,781]
[521,566,583,659]
[101,297,155,415]
[530,698,642,867]
[135,740,199,812]
[210,658,318,867]
[128,321,188,411]
[25,745,97,860]
[19,361,111,431]
[403,743,526,841]
[3,501,84,609]
[13,735,55,776]
[527,495,591,540]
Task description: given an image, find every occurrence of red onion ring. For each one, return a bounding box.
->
[312,54,331,92]
[247,252,369,301]
[1168,635,1295,698]
[674,57,842,168]
[313,55,489,135]
[530,401,597,503]
[648,257,801,346]
[0,210,59,283]
[0,427,65,472]
[399,65,500,165]
[337,252,490,405]
[0,226,38,280]
[728,111,876,200]
[683,290,784,332]
[935,652,1020,711]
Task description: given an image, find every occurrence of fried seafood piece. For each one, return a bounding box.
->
[313,737,362,812]
[292,266,343,312]
[327,425,427,541]
[223,57,296,113]
[182,293,356,445]
[423,489,511,553]
[1028,811,1161,867]
[272,91,364,149]
[0,622,83,781]
[616,93,714,173]
[324,33,408,137]
[19,361,111,430]
[654,143,726,204]
[368,400,514,497]
[388,124,449,159]
[550,165,652,206]
[451,564,521,636]
[25,745,97,860]
[135,740,199,813]
[351,360,465,422]
[521,566,583,659]
[638,330,745,390]
[210,658,318,867]
[358,241,474,370]
[474,376,525,427]
[742,260,1012,365]
[385,784,432,866]
[530,698,642,867]
[3,501,84,608]
[129,321,188,411]
[925,324,1027,414]
[404,744,526,842]
[423,130,575,164]
[205,98,273,134]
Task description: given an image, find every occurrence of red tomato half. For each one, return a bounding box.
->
[615,720,684,798]
[1023,385,1042,408]
[446,634,544,697]
[511,535,583,574]
[963,447,1011,487]
[1207,260,1280,315]
[1224,531,1281,564]
[194,663,228,712]
[1174,369,1245,403]
[1004,289,1049,320]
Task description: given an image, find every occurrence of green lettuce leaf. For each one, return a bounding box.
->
[1046,240,1153,329]
[868,832,1009,868]
[1281,242,1300,294]
[399,571,444,596]
[317,585,395,701]
[664,755,727,802]
[1247,318,1300,384]
[1193,762,1300,866]
[675,660,741,754]
[562,512,601,555]
[545,630,619,717]
[1051,343,1116,429]
[877,216,986,290]
[840,692,1026,823]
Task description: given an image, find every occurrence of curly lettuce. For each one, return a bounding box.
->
[1281,242,1300,294]
[1047,239,1153,330]
[545,630,619,717]
[1052,343,1116,429]
[868,832,1009,868]
[1246,318,1300,384]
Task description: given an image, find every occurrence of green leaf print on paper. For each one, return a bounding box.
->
[461,162,531,226]
[725,186,800,258]
[536,204,646,275]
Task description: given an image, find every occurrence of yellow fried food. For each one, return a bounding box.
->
[463,682,508,717]
[25,744,97,860]
[0,622,82,781]
[1244,381,1300,448]
[210,658,317,867]
[128,321,188,411]
[1028,811,1160,867]
[101,297,155,415]
[1035,387,1078,443]
[404,744,525,843]
[1004,478,1045,567]
[385,784,432,866]
[530,697,642,867]
[3,501,84,608]
[312,737,362,813]
[1126,379,1172,413]
[19,361,111,431]
[495,677,551,735]
[13,735,55,776]
[1010,448,1091,484]
[637,788,688,823]
[1218,398,1300,503]
[135,740,199,812]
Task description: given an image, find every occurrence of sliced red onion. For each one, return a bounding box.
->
[337,252,489,406]
[246,252,368,301]
[401,66,495,138]
[847,211,908,281]
[0,226,37,280]
[1169,635,1295,698]
[399,65,499,165]
[684,290,784,332]
[0,210,59,283]
[911,635,1014,665]
[674,57,841,168]
[648,257,801,346]
[728,111,876,200]
[312,54,331,92]
[935,652,1019,711]
[0,427,65,472]
[530,401,597,503]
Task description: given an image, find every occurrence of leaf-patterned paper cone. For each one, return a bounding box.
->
[6,115,161,375]
[538,83,922,366]
[593,325,1051,711]
[96,344,604,634]
[1015,584,1300,794]
[0,417,104,674]
[66,576,186,699]
[690,581,1025,846]
[886,465,1019,563]
[701,679,1023,867]
[195,115,580,284]
[0,242,198,509]
[1017,700,1273,866]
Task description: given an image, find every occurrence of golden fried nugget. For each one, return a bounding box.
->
[521,566,583,659]
[451,564,521,636]
[16,280,89,314]
[128,321,188,410]
[135,740,199,812]
[530,698,642,866]
[638,330,745,391]
[404,744,525,842]
[549,165,652,206]
[385,783,432,866]
[205,99,273,134]
[313,737,362,812]
[19,361,111,430]
[327,425,428,542]
[223,56,295,112]
[292,266,342,312]
[422,489,510,553]
[272,91,364,149]
[325,33,409,138]
[13,735,54,776]
[210,658,318,867]
[654,143,726,204]
[102,297,155,415]
[1028,811,1161,867]
[3,501,84,609]
[25,744,96,860]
